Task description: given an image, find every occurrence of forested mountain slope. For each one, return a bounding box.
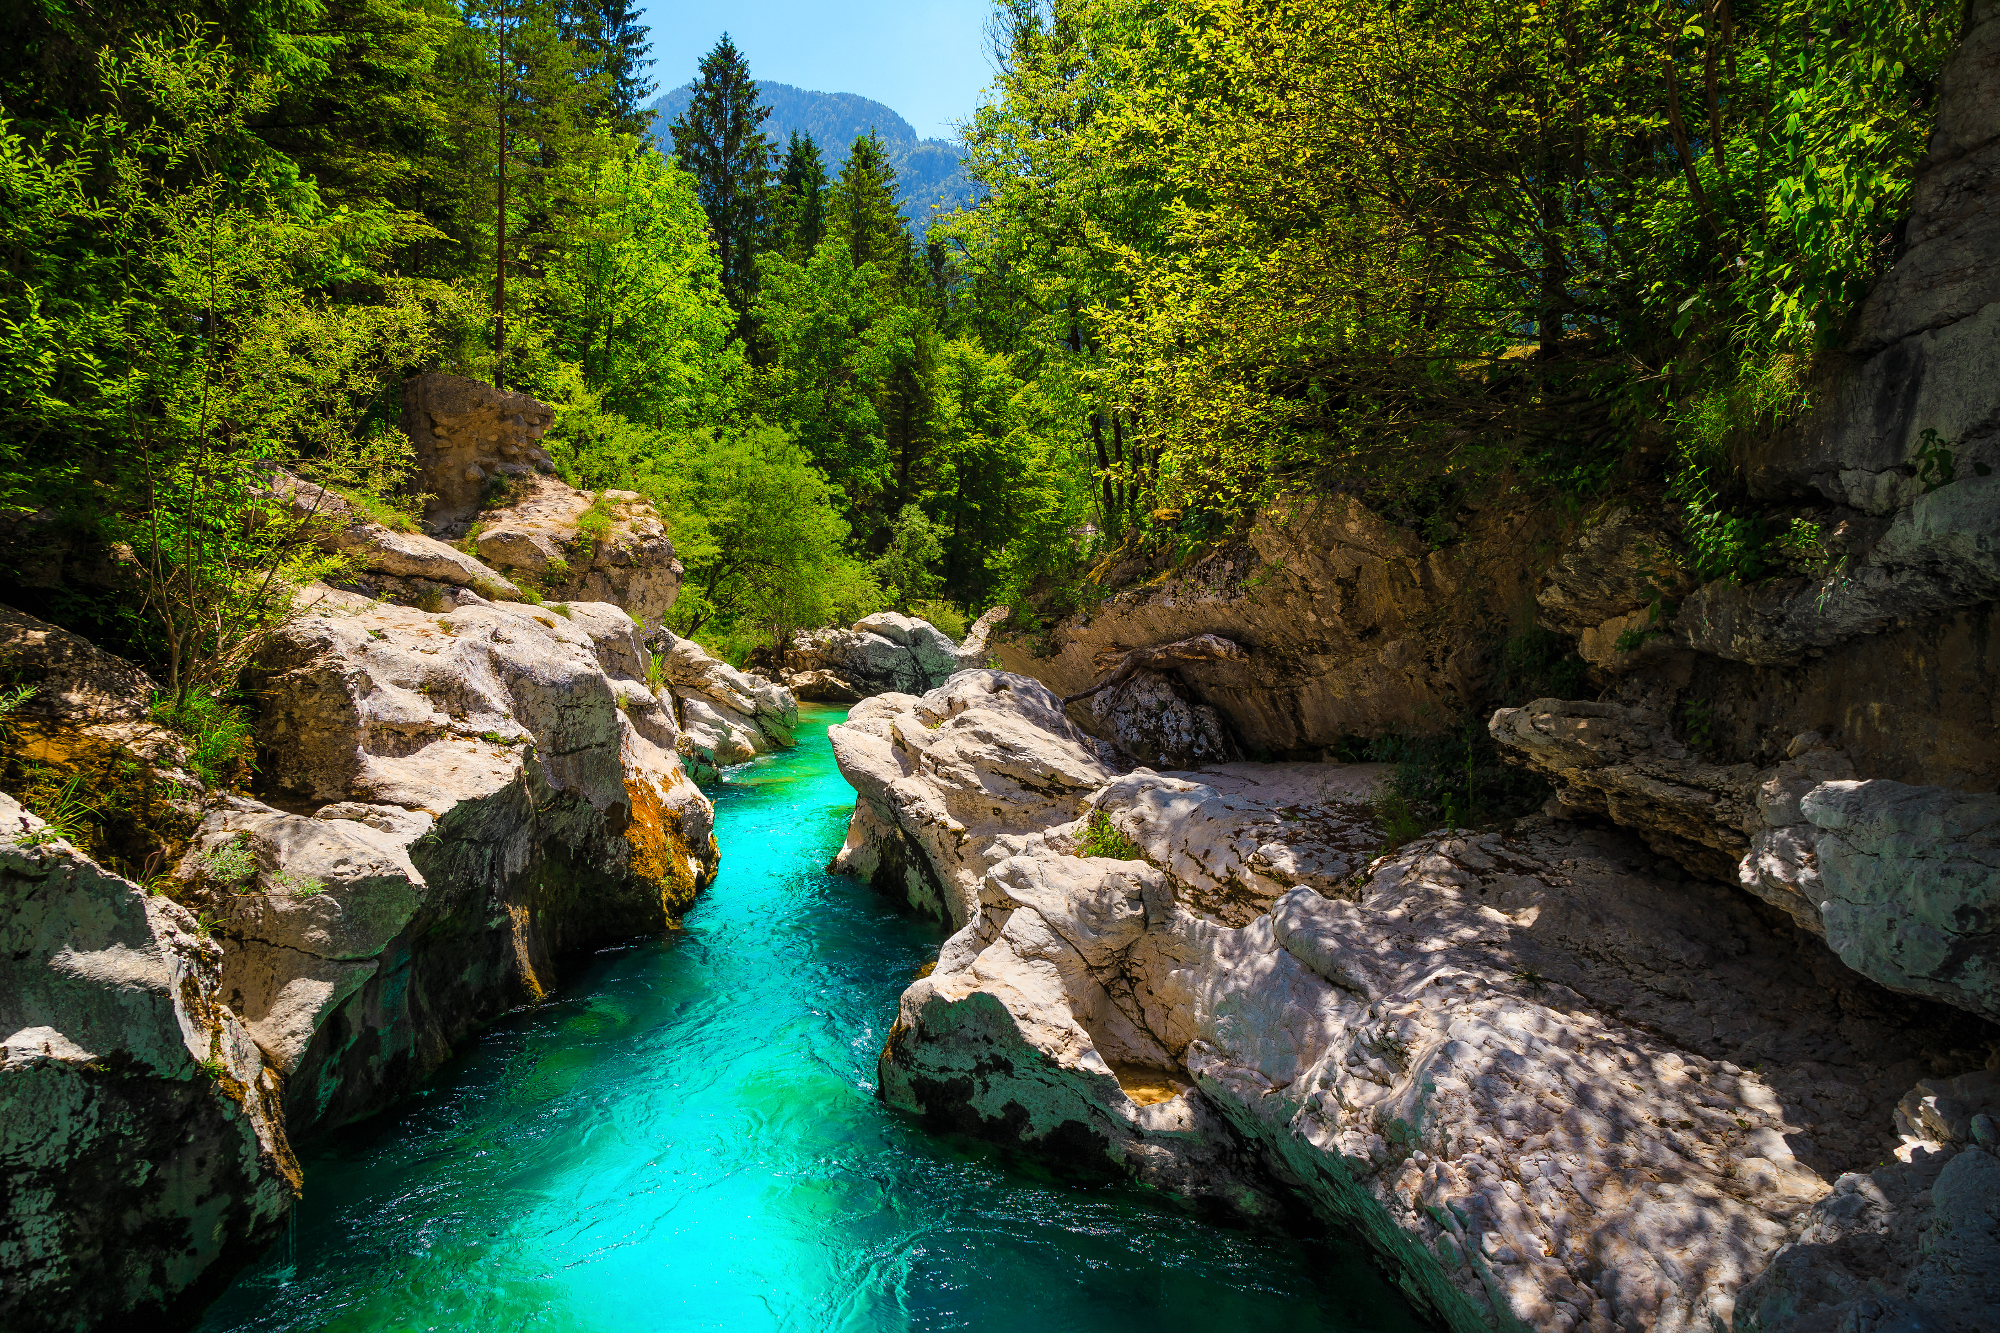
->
[651,80,974,228]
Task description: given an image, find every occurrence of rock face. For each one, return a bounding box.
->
[228,587,718,1132]
[835,672,1999,1333]
[402,371,557,525]
[993,494,1552,756]
[467,479,684,627]
[829,671,1114,926]
[0,605,195,781]
[0,794,296,1333]
[1075,668,1240,771]
[1491,700,2000,1025]
[1,589,723,1318]
[281,476,524,606]
[653,631,798,778]
[782,607,1008,701]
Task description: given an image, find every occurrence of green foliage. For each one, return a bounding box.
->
[950,0,1960,531]
[272,868,326,899]
[152,692,257,790]
[543,138,741,428]
[668,35,773,328]
[17,773,95,847]
[1371,789,1427,849]
[908,601,968,639]
[875,505,944,611]
[198,835,260,890]
[1079,808,1142,860]
[0,685,35,746]
[334,486,423,533]
[573,495,617,546]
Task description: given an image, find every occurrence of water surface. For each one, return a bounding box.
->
[202,705,1421,1332]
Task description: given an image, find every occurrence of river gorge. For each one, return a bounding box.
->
[193,707,1421,1332]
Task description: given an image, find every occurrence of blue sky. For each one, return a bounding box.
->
[638,0,995,139]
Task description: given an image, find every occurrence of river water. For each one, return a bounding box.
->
[201,704,1421,1332]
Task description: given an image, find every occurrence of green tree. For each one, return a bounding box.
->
[545,136,740,429]
[564,0,656,135]
[668,34,773,334]
[827,132,907,274]
[873,503,943,611]
[770,130,829,260]
[1,35,450,700]
[646,424,880,649]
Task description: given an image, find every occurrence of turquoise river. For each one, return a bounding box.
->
[201,704,1423,1332]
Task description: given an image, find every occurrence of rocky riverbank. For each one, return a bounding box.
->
[0,374,736,1329]
[830,671,1999,1333]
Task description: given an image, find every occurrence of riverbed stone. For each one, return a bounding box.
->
[841,673,1999,1333]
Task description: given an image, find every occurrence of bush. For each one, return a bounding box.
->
[909,600,968,639]
[1079,808,1143,859]
[152,692,257,790]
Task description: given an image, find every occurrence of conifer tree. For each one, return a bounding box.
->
[828,132,908,274]
[772,131,829,260]
[669,35,773,334]
[444,0,615,388]
[564,0,656,135]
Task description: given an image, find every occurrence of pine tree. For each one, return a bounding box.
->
[445,0,614,388]
[563,0,656,135]
[771,131,829,261]
[669,34,773,334]
[827,132,907,274]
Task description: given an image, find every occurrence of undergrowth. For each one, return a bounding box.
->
[1079,808,1143,859]
[1361,624,1585,842]
[151,691,257,790]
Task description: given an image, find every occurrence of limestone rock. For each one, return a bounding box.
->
[1801,781,2000,1024]
[1487,698,1763,878]
[1897,1069,2000,1147]
[0,794,295,1333]
[469,478,684,626]
[654,631,797,779]
[843,680,2000,1332]
[828,671,1113,926]
[1076,668,1240,771]
[1533,506,1694,639]
[1733,1142,2000,1333]
[223,587,717,1131]
[1493,701,2000,1024]
[0,604,194,779]
[401,372,556,524]
[279,476,523,605]
[992,494,1552,756]
[782,608,1007,700]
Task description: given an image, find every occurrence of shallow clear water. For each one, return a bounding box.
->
[202,705,1422,1333]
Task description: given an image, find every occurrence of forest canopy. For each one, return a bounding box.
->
[0,0,1967,673]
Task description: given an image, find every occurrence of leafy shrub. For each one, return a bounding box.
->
[1079,808,1143,860]
[573,495,616,546]
[334,486,423,533]
[908,600,968,639]
[151,692,256,789]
